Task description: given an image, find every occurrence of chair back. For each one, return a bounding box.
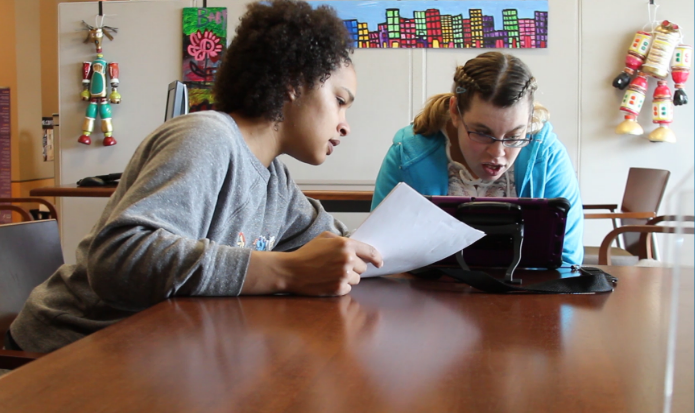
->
[0,220,63,346]
[620,168,670,254]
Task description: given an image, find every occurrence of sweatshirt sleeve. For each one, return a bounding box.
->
[272,164,349,252]
[84,116,254,311]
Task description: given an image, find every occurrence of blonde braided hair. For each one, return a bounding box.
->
[413,52,549,136]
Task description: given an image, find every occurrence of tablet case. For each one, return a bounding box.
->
[426,196,569,271]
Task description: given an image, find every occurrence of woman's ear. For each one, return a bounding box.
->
[449,96,460,123]
[286,86,300,102]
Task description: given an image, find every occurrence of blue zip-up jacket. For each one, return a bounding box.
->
[371,121,584,265]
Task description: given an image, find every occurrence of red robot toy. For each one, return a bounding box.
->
[613,20,691,143]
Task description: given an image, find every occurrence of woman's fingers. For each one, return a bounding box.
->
[281,233,382,296]
[348,239,383,271]
[346,269,361,285]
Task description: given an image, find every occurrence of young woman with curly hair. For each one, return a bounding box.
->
[372,52,584,265]
[8,0,382,354]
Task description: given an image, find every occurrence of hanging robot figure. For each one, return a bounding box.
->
[613,20,691,143]
[78,21,120,146]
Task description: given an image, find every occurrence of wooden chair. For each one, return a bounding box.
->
[0,197,59,223]
[0,204,33,222]
[584,167,670,265]
[598,215,694,265]
[0,219,63,369]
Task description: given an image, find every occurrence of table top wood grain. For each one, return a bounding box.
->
[0,267,692,413]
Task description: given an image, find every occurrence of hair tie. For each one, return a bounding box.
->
[455,86,467,94]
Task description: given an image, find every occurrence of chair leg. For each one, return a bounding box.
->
[611,217,624,249]
[651,233,660,260]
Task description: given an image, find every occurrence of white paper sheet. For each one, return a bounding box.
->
[350,183,485,277]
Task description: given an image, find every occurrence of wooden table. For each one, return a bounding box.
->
[0,267,692,413]
[30,185,374,213]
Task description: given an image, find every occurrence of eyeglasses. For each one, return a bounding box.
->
[460,119,532,148]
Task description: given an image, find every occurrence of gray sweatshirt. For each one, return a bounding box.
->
[11,111,348,353]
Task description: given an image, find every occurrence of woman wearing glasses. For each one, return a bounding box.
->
[371,51,583,265]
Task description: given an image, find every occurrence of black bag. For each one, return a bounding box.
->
[412,257,616,294]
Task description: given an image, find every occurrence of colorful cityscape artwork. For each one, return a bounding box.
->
[308,1,548,49]
[182,7,227,112]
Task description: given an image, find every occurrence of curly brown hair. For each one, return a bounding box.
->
[213,0,353,121]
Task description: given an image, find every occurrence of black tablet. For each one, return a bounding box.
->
[425,196,569,270]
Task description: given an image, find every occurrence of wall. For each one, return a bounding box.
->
[13,0,54,182]
[41,0,66,120]
[279,1,582,186]
[57,0,227,258]
[0,0,20,182]
[0,0,54,220]
[54,0,694,265]
[580,0,694,262]
[40,1,96,118]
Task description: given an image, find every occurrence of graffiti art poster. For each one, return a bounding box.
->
[308,1,548,49]
[182,7,227,112]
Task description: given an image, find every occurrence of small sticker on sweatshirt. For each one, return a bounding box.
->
[237,233,275,251]
[253,235,276,251]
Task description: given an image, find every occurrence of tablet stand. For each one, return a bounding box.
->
[455,202,525,284]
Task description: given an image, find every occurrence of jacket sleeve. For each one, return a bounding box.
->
[541,140,584,265]
[371,140,405,210]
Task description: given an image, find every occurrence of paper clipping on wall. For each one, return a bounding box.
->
[350,183,485,277]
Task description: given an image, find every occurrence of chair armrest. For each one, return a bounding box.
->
[584,211,656,220]
[645,215,695,226]
[583,204,618,211]
[0,197,58,222]
[599,225,695,265]
[0,205,33,222]
[0,349,45,370]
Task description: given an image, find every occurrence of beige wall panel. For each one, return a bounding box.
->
[580,0,694,266]
[15,0,54,181]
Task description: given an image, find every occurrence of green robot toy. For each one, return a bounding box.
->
[78,21,120,146]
